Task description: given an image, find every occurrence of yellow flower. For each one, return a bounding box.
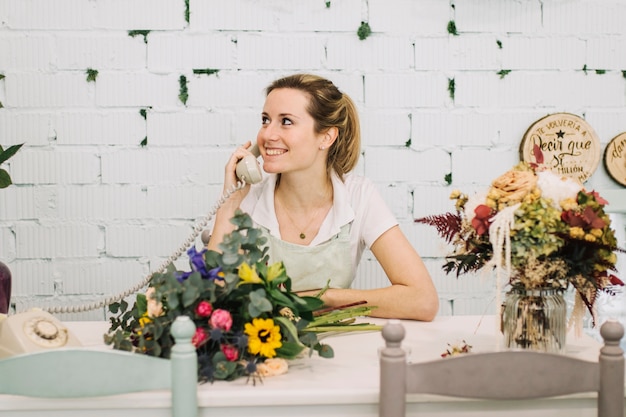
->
[449,190,461,199]
[238,262,262,285]
[590,229,603,238]
[244,318,282,358]
[584,234,596,242]
[569,227,585,239]
[266,262,285,282]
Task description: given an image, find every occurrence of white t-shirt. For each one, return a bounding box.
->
[240,171,398,287]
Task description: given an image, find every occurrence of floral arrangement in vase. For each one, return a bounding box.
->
[416,147,624,351]
[105,210,380,382]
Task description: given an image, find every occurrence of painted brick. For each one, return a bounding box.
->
[10,149,100,185]
[364,147,450,184]
[237,34,325,70]
[414,35,500,71]
[326,35,413,71]
[147,110,232,146]
[586,38,626,70]
[15,223,102,258]
[376,183,412,221]
[186,71,275,108]
[54,34,146,70]
[360,110,411,147]
[105,224,194,257]
[148,33,235,71]
[364,72,449,108]
[585,109,626,144]
[9,260,55,295]
[353,250,388,290]
[191,0,359,32]
[0,34,54,71]
[96,72,180,108]
[0,186,37,220]
[501,36,586,70]
[3,0,96,30]
[411,109,549,148]
[94,0,186,30]
[5,73,93,108]
[56,185,147,220]
[454,71,625,109]
[454,0,542,34]
[0,228,16,260]
[0,112,52,145]
[100,149,227,185]
[452,148,519,186]
[368,0,450,34]
[54,111,146,145]
[542,0,626,35]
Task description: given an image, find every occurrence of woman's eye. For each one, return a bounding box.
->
[261,116,270,125]
[282,118,293,125]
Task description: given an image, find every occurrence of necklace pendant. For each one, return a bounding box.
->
[299,232,306,239]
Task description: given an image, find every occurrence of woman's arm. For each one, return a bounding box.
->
[206,143,255,252]
[307,226,439,321]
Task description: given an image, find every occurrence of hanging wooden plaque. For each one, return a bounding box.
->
[604,132,626,187]
[519,113,601,183]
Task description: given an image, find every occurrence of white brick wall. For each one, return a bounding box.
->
[0,0,625,320]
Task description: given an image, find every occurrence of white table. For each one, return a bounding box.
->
[0,315,621,417]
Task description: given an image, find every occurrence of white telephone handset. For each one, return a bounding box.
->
[0,309,82,358]
[235,144,262,184]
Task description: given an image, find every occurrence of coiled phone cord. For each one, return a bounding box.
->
[44,181,248,315]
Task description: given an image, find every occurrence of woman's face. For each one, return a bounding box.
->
[257,88,326,175]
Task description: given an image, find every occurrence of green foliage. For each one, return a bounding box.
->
[0,74,5,80]
[86,68,98,82]
[405,138,412,147]
[325,1,331,7]
[105,210,379,382]
[357,22,371,40]
[595,69,606,74]
[185,0,190,23]
[192,69,220,76]
[139,109,147,120]
[140,137,148,147]
[0,143,24,189]
[582,64,588,74]
[128,30,150,43]
[178,75,188,105]
[447,20,458,35]
[444,173,452,185]
[497,69,511,79]
[448,78,455,100]
[496,40,502,49]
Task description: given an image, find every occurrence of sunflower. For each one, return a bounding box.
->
[244,318,282,358]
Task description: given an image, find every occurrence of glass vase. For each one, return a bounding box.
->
[501,288,566,353]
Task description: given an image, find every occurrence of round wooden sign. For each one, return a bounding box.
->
[604,132,626,187]
[519,113,601,183]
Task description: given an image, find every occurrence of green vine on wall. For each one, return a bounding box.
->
[444,173,452,185]
[86,68,98,82]
[0,74,4,108]
[140,137,148,147]
[325,1,331,7]
[496,40,503,49]
[179,75,189,105]
[185,0,190,23]
[193,69,220,76]
[447,21,458,36]
[448,78,455,100]
[497,70,511,79]
[622,70,626,79]
[357,22,371,40]
[128,30,150,44]
[595,69,606,74]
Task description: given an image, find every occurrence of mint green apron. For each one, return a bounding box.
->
[261,224,353,292]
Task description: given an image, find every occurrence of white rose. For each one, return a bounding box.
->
[536,171,583,210]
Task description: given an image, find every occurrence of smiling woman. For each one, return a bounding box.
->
[207,73,439,322]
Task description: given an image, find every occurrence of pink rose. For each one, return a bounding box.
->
[221,344,239,361]
[210,309,233,331]
[191,327,208,348]
[195,300,213,318]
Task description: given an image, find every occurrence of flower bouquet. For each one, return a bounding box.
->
[105,210,380,382]
[417,147,624,351]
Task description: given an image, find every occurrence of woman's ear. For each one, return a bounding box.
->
[322,126,339,149]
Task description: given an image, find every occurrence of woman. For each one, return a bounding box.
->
[208,74,438,321]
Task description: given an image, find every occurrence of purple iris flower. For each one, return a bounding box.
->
[207,266,225,281]
[175,271,192,282]
[188,246,209,277]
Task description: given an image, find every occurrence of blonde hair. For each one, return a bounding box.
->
[265,74,361,179]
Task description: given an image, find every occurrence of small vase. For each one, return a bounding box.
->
[0,261,11,314]
[501,288,566,353]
